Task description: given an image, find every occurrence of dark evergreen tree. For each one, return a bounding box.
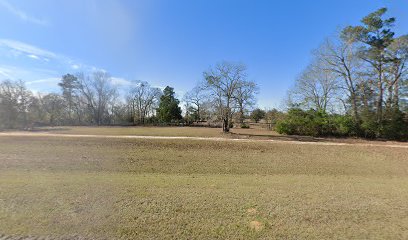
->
[156,86,182,123]
[58,74,79,123]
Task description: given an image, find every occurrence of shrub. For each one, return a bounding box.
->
[250,108,266,123]
[360,110,379,139]
[276,108,324,136]
[276,109,356,137]
[381,109,408,140]
[276,108,408,140]
[331,114,358,137]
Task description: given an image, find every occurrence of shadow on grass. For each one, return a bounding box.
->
[229,132,324,142]
[228,131,399,143]
[29,127,72,132]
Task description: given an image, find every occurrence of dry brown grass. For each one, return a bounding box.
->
[249,221,264,232]
[1,136,407,176]
[0,134,407,239]
[29,126,408,145]
[33,126,226,137]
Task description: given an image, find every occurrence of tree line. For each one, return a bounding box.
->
[0,61,257,132]
[277,8,408,140]
[0,73,186,128]
[0,8,406,140]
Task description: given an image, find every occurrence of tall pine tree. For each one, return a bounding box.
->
[156,86,182,123]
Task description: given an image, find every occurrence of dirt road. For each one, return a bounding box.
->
[1,132,407,149]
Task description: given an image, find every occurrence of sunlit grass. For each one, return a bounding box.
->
[0,135,407,239]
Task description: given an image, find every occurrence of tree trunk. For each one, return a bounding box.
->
[376,80,383,123]
[223,117,229,132]
[239,105,244,125]
[392,63,400,109]
[350,91,360,123]
[197,105,200,122]
[344,61,360,122]
[393,79,399,108]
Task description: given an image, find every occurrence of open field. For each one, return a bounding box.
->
[31,126,228,137]
[25,126,284,140]
[1,128,408,239]
[17,126,408,145]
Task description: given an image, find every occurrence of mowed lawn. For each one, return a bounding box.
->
[31,126,283,139]
[0,133,408,239]
[33,126,227,137]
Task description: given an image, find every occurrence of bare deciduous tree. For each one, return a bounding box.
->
[183,85,208,122]
[0,80,34,128]
[385,35,408,109]
[316,38,363,121]
[127,81,161,124]
[234,80,258,125]
[204,62,256,132]
[76,71,118,125]
[42,93,65,125]
[290,62,339,112]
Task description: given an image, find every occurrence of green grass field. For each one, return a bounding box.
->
[1,128,408,239]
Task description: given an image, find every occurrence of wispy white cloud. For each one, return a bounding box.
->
[0,39,135,94]
[0,65,58,80]
[0,0,48,26]
[0,39,57,61]
[111,77,133,86]
[27,54,40,60]
[0,38,100,73]
[0,65,61,93]
[25,77,60,85]
[110,77,167,90]
[0,66,12,78]
[25,77,61,93]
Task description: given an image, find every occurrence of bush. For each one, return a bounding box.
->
[275,107,407,140]
[359,110,379,138]
[276,109,358,137]
[381,109,408,140]
[275,108,333,137]
[250,108,266,123]
[331,114,358,137]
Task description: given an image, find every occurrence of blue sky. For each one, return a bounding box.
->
[0,0,407,108]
